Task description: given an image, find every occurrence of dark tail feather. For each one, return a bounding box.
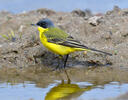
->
[88,47,112,56]
[59,39,112,56]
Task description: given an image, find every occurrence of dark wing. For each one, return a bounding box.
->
[60,37,112,56]
[43,27,112,56]
[59,36,89,49]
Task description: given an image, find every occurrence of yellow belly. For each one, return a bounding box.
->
[43,41,77,55]
[38,27,84,55]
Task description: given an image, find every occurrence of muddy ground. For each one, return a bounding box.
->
[0,6,128,100]
[0,7,128,69]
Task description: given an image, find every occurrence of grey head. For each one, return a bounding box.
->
[36,18,54,28]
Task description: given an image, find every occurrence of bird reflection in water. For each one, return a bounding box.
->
[45,70,96,100]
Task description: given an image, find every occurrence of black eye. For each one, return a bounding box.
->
[42,22,46,25]
[41,22,47,28]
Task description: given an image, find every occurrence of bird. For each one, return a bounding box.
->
[31,18,112,69]
[45,79,96,100]
[45,70,96,100]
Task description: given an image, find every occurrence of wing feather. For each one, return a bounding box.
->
[44,27,86,48]
[43,27,112,56]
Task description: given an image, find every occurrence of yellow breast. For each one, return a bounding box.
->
[38,27,83,55]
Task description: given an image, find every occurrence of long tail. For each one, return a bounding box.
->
[55,37,112,56]
[84,46,112,56]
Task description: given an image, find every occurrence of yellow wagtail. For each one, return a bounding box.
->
[32,18,112,69]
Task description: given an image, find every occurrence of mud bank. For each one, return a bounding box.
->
[0,7,128,68]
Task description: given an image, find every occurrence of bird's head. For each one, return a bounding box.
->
[36,18,54,28]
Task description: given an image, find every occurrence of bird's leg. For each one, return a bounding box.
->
[54,55,62,70]
[63,54,69,69]
[64,69,71,84]
[53,54,69,70]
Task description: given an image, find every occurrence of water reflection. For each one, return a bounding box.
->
[45,79,97,100]
[45,70,96,100]
[0,67,128,100]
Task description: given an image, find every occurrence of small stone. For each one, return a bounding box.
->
[88,16,102,26]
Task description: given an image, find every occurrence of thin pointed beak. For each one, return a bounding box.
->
[31,24,38,26]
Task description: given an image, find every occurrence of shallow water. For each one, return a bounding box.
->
[0,80,128,100]
[0,0,128,13]
[0,67,128,100]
